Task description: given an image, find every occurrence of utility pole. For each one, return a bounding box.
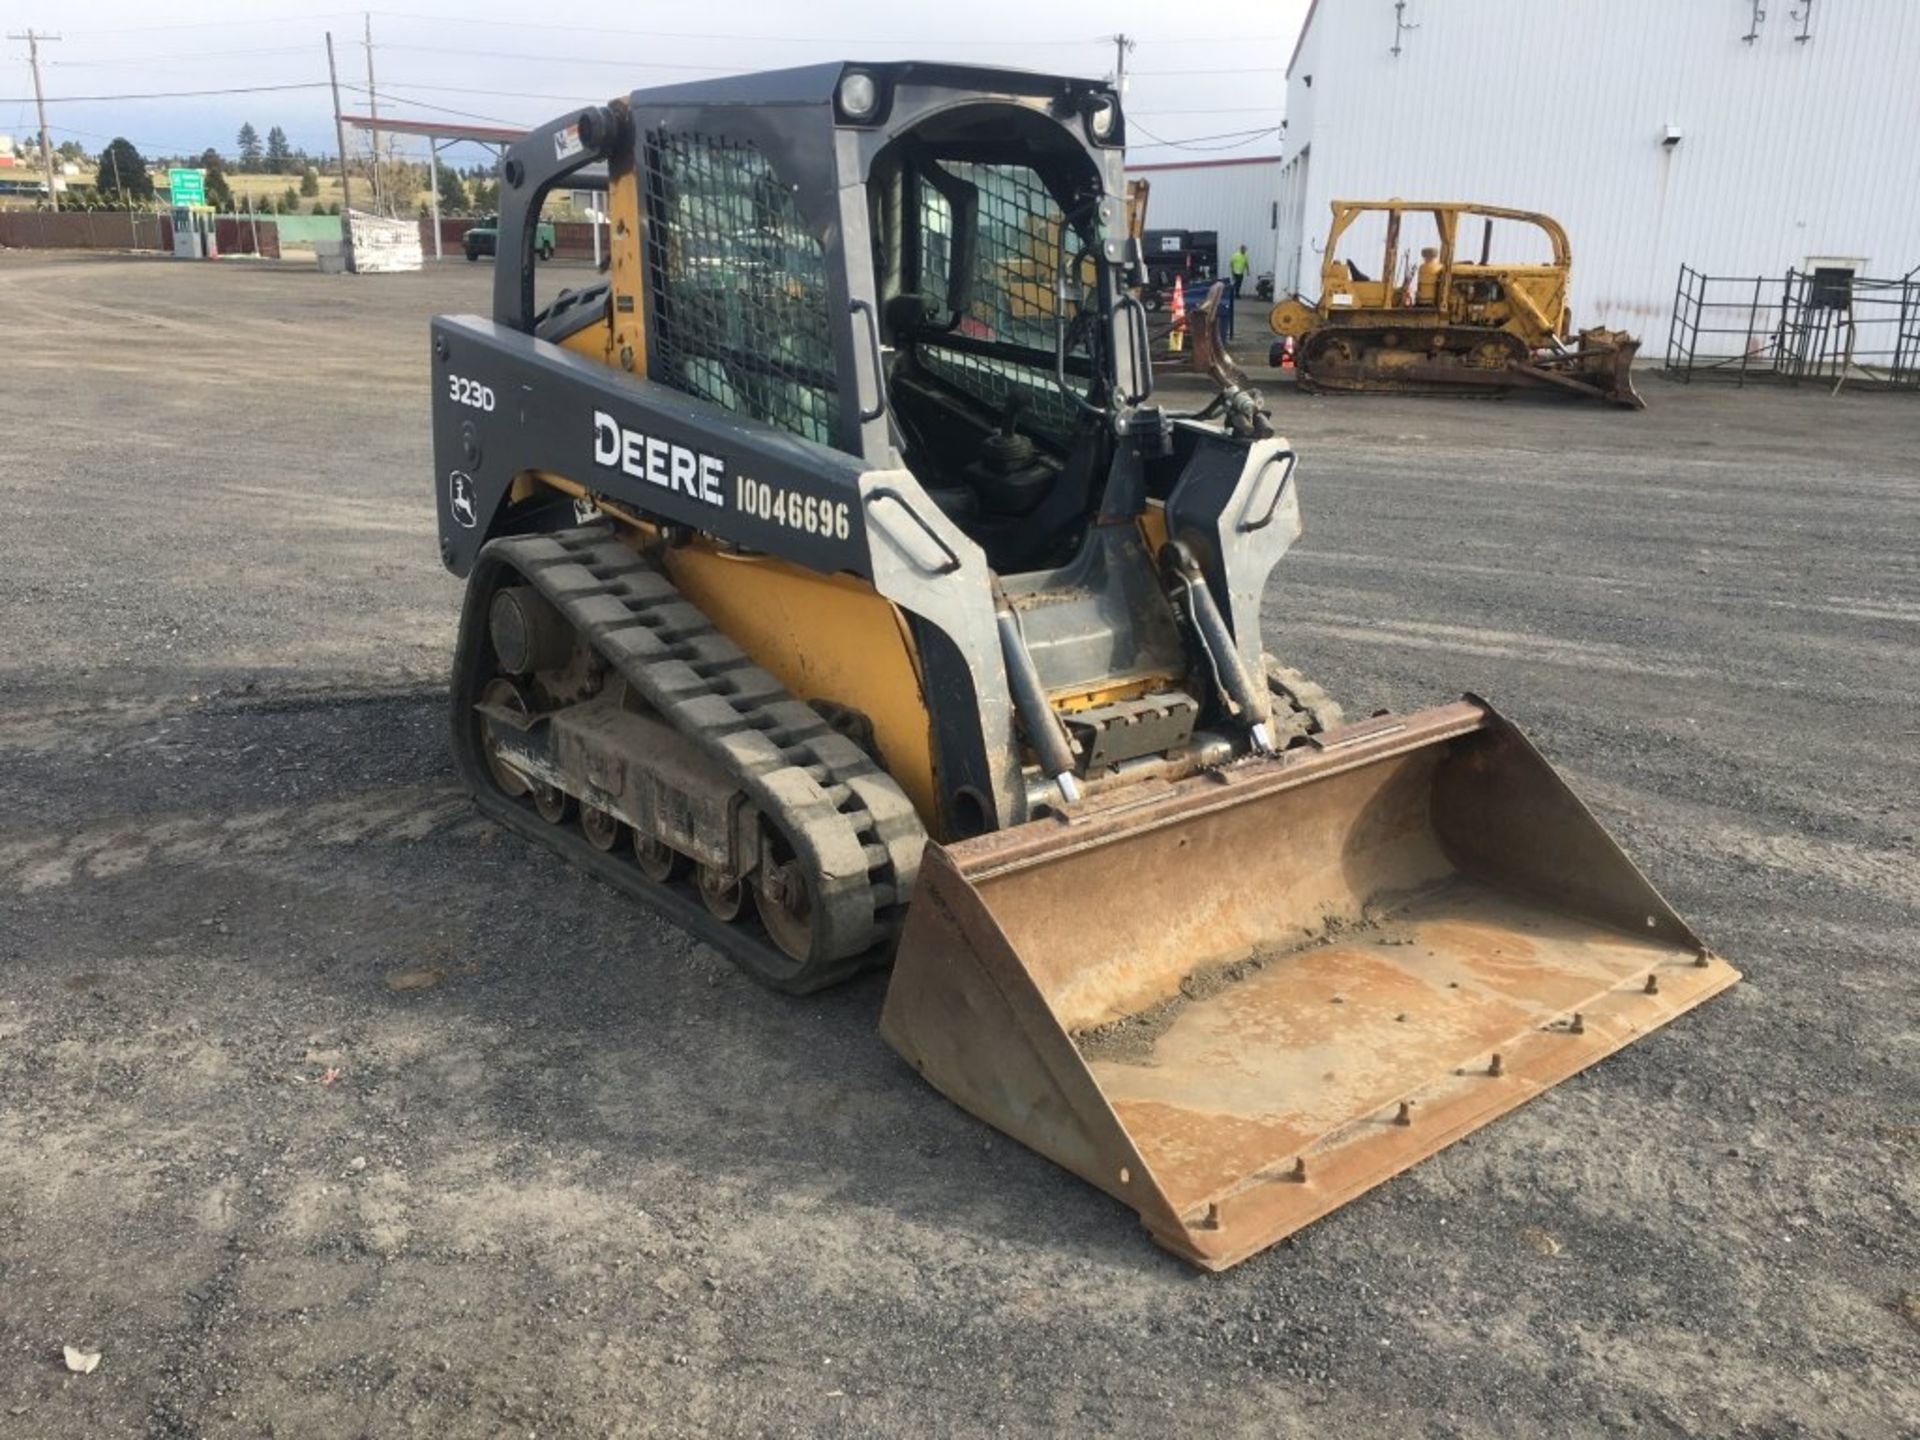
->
[426,138,443,260]
[363,12,384,215]
[325,31,354,215]
[7,28,61,211]
[1110,32,1134,95]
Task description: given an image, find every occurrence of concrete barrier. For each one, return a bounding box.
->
[273,214,348,248]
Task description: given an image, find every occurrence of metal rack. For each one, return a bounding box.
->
[1665,263,1920,391]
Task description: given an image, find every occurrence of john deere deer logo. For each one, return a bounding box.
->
[448,470,477,528]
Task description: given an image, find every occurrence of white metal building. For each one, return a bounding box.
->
[1125,156,1286,279]
[1275,0,1920,345]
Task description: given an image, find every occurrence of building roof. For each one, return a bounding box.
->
[1286,0,1322,78]
[339,114,525,145]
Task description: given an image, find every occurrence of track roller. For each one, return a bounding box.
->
[633,832,685,883]
[580,806,622,852]
[755,843,815,964]
[478,678,534,798]
[697,865,751,923]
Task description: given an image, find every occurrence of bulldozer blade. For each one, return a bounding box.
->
[1538,328,1645,409]
[1596,332,1647,408]
[880,700,1737,1270]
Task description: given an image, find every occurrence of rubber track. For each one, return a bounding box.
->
[473,526,926,989]
[1264,653,1346,746]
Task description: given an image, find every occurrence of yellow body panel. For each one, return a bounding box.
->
[605,139,649,377]
[1137,499,1168,558]
[659,546,941,832]
[558,317,612,365]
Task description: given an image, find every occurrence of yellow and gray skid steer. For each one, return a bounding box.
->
[431,63,1737,1269]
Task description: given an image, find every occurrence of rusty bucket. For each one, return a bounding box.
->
[880,700,1737,1270]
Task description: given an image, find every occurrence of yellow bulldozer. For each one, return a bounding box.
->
[431,66,1733,1269]
[1269,200,1645,407]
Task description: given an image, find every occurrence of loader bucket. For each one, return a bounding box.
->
[880,700,1737,1270]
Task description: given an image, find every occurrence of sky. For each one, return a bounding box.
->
[3,0,1311,170]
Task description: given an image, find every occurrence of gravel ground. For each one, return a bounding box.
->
[0,251,1914,1438]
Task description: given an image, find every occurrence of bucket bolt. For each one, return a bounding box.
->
[1394,1101,1414,1127]
[1644,973,1661,996]
[1289,1157,1308,1183]
[1488,1053,1504,1078]
[1569,1012,1586,1035]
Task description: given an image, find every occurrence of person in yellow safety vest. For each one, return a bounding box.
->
[1229,243,1250,296]
[1416,245,1443,306]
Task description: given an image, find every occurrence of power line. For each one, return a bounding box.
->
[340,82,522,128]
[365,12,1113,46]
[1132,67,1288,76]
[50,121,231,157]
[370,39,1254,75]
[51,45,317,66]
[361,11,1298,47]
[56,11,362,37]
[369,79,597,107]
[1132,106,1286,116]
[1128,121,1280,152]
[0,81,333,104]
[372,42,733,71]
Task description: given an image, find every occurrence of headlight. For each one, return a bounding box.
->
[837,71,880,123]
[1086,95,1119,142]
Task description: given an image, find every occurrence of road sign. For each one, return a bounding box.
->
[167,168,206,206]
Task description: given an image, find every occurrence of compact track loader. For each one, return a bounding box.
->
[431,65,1735,1269]
[1268,201,1645,407]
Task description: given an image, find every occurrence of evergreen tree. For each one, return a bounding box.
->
[94,138,154,205]
[265,126,292,174]
[299,165,320,198]
[436,164,469,213]
[237,122,263,171]
[197,148,234,210]
[282,185,299,211]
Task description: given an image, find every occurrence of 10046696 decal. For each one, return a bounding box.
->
[735,475,851,540]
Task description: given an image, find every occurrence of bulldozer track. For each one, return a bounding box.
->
[453,525,926,993]
[1297,326,1531,399]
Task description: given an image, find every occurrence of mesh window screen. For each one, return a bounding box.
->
[915,161,1090,438]
[643,130,839,446]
